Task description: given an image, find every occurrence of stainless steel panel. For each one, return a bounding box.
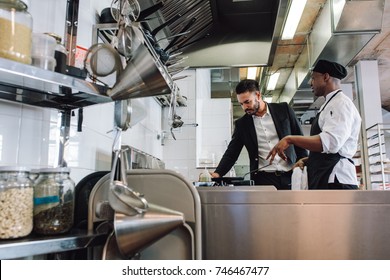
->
[198,188,390,260]
[88,169,202,260]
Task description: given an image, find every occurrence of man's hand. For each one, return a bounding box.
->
[210,172,220,178]
[293,157,308,170]
[267,136,291,164]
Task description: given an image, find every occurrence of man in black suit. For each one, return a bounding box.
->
[211,79,308,190]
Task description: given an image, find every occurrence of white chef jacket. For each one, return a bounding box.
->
[317,90,361,184]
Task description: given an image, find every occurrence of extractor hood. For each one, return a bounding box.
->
[143,0,289,68]
[280,0,384,104]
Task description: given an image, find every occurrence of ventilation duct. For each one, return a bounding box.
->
[279,0,384,104]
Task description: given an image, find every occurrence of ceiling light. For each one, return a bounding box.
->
[267,72,280,90]
[281,0,307,40]
[246,67,257,80]
[264,97,273,103]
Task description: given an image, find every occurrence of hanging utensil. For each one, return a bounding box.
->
[111,0,140,23]
[108,130,149,216]
[164,17,197,52]
[137,1,164,22]
[140,14,182,46]
[151,14,182,37]
[115,21,133,59]
[168,65,190,76]
[168,85,184,140]
[84,43,123,78]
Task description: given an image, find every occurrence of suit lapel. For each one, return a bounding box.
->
[244,114,258,147]
[267,103,283,139]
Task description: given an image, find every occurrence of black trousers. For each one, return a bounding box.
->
[253,170,292,190]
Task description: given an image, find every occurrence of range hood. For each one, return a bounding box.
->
[150,0,289,68]
[280,0,384,104]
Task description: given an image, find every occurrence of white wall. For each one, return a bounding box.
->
[162,70,198,182]
[0,0,163,184]
[161,69,233,182]
[1,1,236,185]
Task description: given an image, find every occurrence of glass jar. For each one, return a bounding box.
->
[33,167,75,235]
[0,0,32,64]
[45,32,68,74]
[0,166,34,239]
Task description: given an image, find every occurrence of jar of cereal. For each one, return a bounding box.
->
[0,0,32,64]
[33,167,75,235]
[0,166,34,239]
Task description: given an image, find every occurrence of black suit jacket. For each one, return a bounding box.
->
[214,102,308,178]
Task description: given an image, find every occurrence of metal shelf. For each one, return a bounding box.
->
[0,230,108,259]
[364,123,390,190]
[0,58,111,110]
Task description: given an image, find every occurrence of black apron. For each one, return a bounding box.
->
[307,90,342,189]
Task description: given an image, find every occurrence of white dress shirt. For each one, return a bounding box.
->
[317,90,361,184]
[253,104,292,172]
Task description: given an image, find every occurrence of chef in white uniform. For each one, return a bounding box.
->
[267,59,361,189]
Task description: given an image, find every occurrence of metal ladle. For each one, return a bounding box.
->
[168,84,183,140]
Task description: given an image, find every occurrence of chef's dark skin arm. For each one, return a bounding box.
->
[267,135,323,164]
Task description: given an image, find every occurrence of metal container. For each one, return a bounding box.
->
[114,203,184,258]
[108,27,172,100]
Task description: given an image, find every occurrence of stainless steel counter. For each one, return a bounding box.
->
[197,186,390,260]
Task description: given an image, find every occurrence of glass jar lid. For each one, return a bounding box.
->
[0,0,28,10]
[0,166,31,172]
[38,167,71,174]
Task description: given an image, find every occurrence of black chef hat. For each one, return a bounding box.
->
[312,59,347,79]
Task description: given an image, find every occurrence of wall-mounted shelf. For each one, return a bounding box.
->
[0,230,108,259]
[0,58,111,110]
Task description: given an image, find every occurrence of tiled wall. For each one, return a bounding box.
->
[162,70,198,182]
[0,0,164,184]
[0,1,234,185]
[160,69,232,182]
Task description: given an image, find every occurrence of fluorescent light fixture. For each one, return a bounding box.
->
[267,72,280,90]
[247,67,257,80]
[281,0,307,40]
[264,97,273,103]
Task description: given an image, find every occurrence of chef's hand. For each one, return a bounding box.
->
[293,157,308,170]
[211,172,220,178]
[266,137,291,164]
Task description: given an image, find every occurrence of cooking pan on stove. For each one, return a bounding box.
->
[211,177,253,186]
[211,164,272,186]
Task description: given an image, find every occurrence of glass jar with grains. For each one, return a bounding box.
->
[0,0,32,64]
[33,167,75,235]
[0,166,34,239]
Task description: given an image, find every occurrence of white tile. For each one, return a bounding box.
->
[21,104,53,121]
[0,100,22,117]
[69,167,101,186]
[82,103,114,134]
[164,159,189,179]
[19,118,51,167]
[163,139,191,160]
[0,115,21,165]
[66,126,113,170]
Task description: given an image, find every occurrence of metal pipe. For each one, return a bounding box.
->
[64,0,79,66]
